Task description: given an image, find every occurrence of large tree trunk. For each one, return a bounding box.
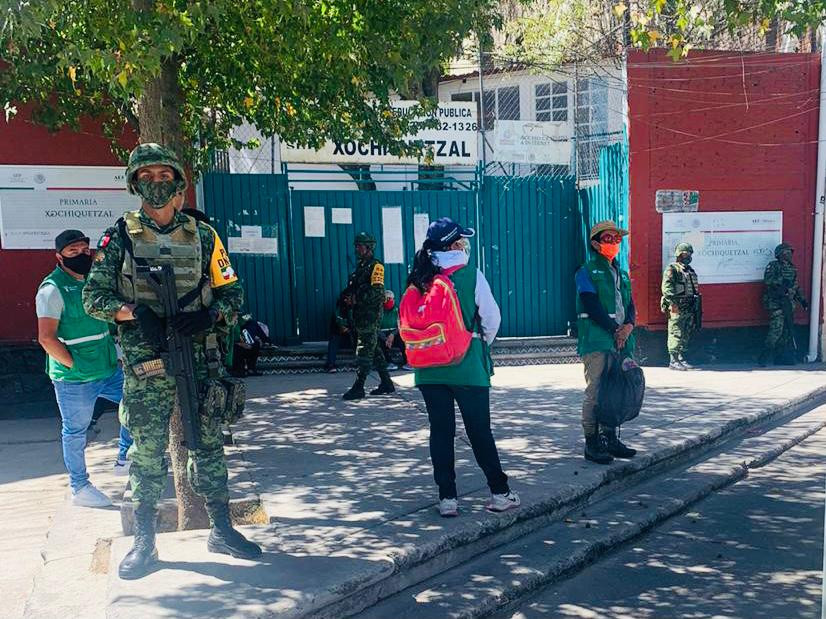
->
[131,0,209,529]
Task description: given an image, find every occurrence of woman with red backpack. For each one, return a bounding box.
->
[401,217,519,518]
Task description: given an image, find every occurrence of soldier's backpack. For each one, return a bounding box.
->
[596,352,646,428]
[398,269,473,368]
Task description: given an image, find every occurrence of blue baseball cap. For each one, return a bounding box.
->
[426,217,475,250]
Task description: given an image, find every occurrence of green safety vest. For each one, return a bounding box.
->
[39,267,118,383]
[414,264,493,388]
[576,255,635,357]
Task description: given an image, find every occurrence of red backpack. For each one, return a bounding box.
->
[399,269,473,368]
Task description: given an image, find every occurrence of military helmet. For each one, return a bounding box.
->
[125,143,188,194]
[675,242,694,257]
[354,232,377,248]
[775,242,793,258]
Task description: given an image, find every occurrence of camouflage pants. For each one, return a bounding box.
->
[765,309,787,349]
[667,311,698,354]
[355,327,388,380]
[119,368,228,508]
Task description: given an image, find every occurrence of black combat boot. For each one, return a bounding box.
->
[370,371,396,396]
[677,354,695,370]
[342,376,366,401]
[668,353,686,371]
[584,432,613,464]
[600,426,637,459]
[206,501,263,560]
[118,504,159,580]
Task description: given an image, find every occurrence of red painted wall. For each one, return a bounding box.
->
[0,110,137,343]
[628,49,820,329]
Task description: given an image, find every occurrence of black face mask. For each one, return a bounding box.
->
[62,253,94,276]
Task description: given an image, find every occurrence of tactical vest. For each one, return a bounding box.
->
[39,267,118,383]
[661,262,699,312]
[117,211,213,317]
[576,255,635,357]
[668,263,698,297]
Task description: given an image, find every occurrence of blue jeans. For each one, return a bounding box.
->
[52,367,124,492]
[118,424,133,461]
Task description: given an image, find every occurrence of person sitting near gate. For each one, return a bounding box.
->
[378,290,410,370]
[230,314,271,377]
[324,289,355,373]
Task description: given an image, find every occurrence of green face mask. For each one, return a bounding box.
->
[135,179,181,209]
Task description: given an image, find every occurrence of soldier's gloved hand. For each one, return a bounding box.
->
[133,304,166,347]
[170,308,217,336]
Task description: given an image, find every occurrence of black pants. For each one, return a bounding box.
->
[418,384,509,500]
[232,342,261,375]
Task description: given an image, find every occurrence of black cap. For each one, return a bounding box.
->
[55,229,90,253]
[425,217,475,250]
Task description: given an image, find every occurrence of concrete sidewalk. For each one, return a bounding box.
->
[100,363,826,619]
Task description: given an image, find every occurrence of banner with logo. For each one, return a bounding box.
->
[492,120,572,165]
[662,211,782,284]
[0,165,138,250]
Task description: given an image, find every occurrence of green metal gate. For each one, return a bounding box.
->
[481,176,580,337]
[201,159,623,342]
[202,173,297,343]
[289,189,477,341]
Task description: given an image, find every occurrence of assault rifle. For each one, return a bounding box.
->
[137,263,201,450]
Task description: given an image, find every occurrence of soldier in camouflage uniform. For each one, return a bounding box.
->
[83,144,261,580]
[661,242,701,370]
[760,242,808,366]
[342,232,396,400]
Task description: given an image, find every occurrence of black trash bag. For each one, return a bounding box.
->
[596,352,645,428]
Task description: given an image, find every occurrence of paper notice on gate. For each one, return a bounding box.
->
[382,207,404,264]
[228,237,254,253]
[413,213,430,252]
[331,208,352,224]
[241,225,263,238]
[304,206,325,237]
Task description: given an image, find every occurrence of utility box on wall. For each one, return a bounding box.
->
[627,49,820,330]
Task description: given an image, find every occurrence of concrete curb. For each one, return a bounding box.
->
[474,417,826,619]
[359,399,826,619]
[306,383,826,619]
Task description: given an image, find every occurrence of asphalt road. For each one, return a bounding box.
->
[503,428,826,619]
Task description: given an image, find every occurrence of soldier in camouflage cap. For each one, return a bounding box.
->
[661,242,701,370]
[760,242,808,365]
[83,143,261,579]
[341,232,395,400]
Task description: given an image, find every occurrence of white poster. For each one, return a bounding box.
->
[413,213,430,251]
[331,208,352,224]
[382,207,404,264]
[282,102,478,166]
[0,165,139,250]
[492,120,572,165]
[662,211,782,284]
[241,225,263,238]
[228,237,254,253]
[228,235,278,255]
[304,206,325,238]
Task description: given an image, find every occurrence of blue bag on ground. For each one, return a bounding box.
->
[596,352,645,427]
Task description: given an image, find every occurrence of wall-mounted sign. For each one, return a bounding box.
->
[492,120,572,165]
[656,189,700,213]
[662,211,782,284]
[282,102,478,166]
[0,165,138,250]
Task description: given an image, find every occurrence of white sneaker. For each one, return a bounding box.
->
[386,363,399,371]
[72,484,112,508]
[439,498,459,517]
[402,364,414,371]
[113,459,131,476]
[487,491,520,513]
